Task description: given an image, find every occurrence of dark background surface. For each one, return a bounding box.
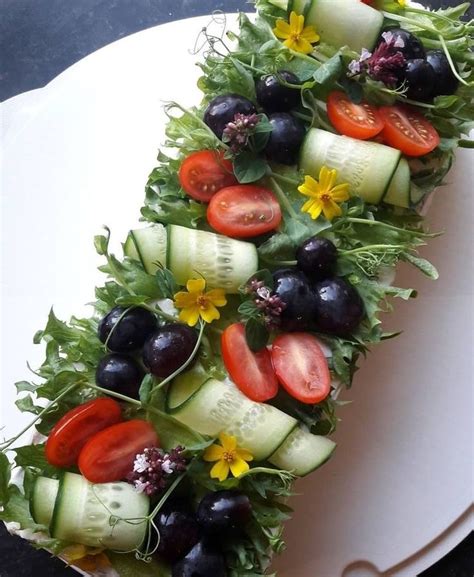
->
[0,0,472,576]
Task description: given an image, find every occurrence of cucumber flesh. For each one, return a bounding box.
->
[299,128,401,205]
[306,0,383,52]
[290,0,313,15]
[168,377,297,461]
[383,158,411,208]
[124,224,167,275]
[268,0,290,9]
[269,426,336,476]
[30,477,59,527]
[50,472,149,550]
[410,182,427,206]
[167,225,258,294]
[167,364,210,412]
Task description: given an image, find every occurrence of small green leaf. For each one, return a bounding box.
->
[0,453,11,506]
[402,253,439,280]
[245,318,270,352]
[94,234,109,256]
[155,267,178,299]
[15,395,42,415]
[115,294,151,306]
[312,53,342,86]
[238,300,260,318]
[139,374,154,405]
[0,485,44,531]
[233,152,269,184]
[15,381,37,393]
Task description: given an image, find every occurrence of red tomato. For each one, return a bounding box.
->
[207,185,282,238]
[45,398,122,468]
[78,420,159,483]
[271,333,331,405]
[327,91,384,140]
[221,323,279,402]
[178,150,237,202]
[379,105,440,157]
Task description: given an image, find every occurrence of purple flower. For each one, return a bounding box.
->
[126,446,187,497]
[246,279,286,329]
[348,36,407,87]
[222,113,260,153]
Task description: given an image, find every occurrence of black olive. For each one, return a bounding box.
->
[313,277,365,336]
[256,70,301,113]
[98,306,157,353]
[171,540,226,577]
[196,490,252,537]
[272,269,318,331]
[404,59,436,101]
[96,354,144,399]
[426,50,459,97]
[142,324,198,378]
[296,237,338,281]
[264,112,306,165]
[204,94,257,139]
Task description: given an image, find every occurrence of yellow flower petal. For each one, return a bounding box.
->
[199,302,220,324]
[236,448,254,462]
[298,175,320,197]
[273,19,291,38]
[330,183,351,202]
[205,289,227,307]
[210,459,230,482]
[229,457,250,478]
[289,11,304,34]
[186,278,206,294]
[322,199,343,221]
[203,444,225,462]
[300,27,320,43]
[286,36,314,54]
[178,306,200,327]
[174,291,199,309]
[219,432,237,451]
[319,166,337,192]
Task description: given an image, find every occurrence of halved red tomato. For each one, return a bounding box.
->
[78,420,159,483]
[45,398,122,468]
[379,105,440,157]
[327,91,384,140]
[221,323,279,402]
[271,333,331,405]
[207,185,282,238]
[178,150,237,202]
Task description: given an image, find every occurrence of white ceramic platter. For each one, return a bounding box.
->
[1,14,473,577]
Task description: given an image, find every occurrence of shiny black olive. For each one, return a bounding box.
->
[378,28,425,60]
[272,269,318,331]
[196,490,252,537]
[256,70,301,113]
[426,50,459,97]
[155,499,201,563]
[171,540,226,577]
[296,237,338,281]
[96,353,144,399]
[204,93,257,139]
[98,306,157,353]
[264,112,306,165]
[403,59,436,101]
[142,324,198,378]
[313,277,365,336]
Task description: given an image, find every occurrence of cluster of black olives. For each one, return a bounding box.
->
[203,68,305,165]
[379,29,459,101]
[272,237,365,336]
[155,490,252,577]
[96,306,198,398]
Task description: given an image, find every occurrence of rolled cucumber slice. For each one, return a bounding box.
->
[168,377,297,461]
[124,224,167,275]
[167,225,258,293]
[269,426,336,476]
[289,0,313,15]
[299,128,401,205]
[383,157,411,209]
[306,0,384,52]
[30,477,59,527]
[50,472,149,550]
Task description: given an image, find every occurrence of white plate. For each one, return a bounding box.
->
[1,14,473,577]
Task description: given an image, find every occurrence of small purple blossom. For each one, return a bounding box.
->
[222,113,260,153]
[246,279,286,329]
[127,446,187,497]
[347,36,407,87]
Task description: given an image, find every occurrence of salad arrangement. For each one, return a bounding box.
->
[1,1,473,576]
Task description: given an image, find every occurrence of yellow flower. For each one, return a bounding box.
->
[298,166,350,221]
[203,432,254,482]
[62,545,111,573]
[174,278,227,327]
[273,11,320,54]
[397,0,407,7]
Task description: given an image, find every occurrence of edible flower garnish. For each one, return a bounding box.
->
[174,278,227,326]
[273,11,319,54]
[298,166,350,221]
[203,432,254,482]
[247,278,286,329]
[62,545,111,573]
[397,0,407,7]
[126,446,187,497]
[223,112,260,153]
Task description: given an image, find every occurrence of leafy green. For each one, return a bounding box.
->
[108,552,171,577]
[0,453,11,506]
[0,485,44,531]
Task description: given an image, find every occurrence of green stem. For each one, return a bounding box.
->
[0,384,79,452]
[438,34,470,87]
[141,302,178,324]
[459,139,474,148]
[404,6,465,28]
[381,10,442,35]
[268,176,300,220]
[260,255,297,267]
[268,171,301,187]
[147,472,187,520]
[340,217,437,237]
[340,244,405,256]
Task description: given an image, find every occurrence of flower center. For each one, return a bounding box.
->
[320,193,332,202]
[196,295,208,309]
[223,450,236,463]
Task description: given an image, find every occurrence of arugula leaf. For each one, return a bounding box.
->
[14,445,59,477]
[0,485,44,531]
[0,453,11,506]
[245,318,270,351]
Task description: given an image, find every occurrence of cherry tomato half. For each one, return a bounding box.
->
[178,150,237,202]
[207,185,282,238]
[271,333,331,405]
[327,91,384,140]
[78,420,159,483]
[45,398,122,468]
[221,323,279,402]
[379,105,440,157]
